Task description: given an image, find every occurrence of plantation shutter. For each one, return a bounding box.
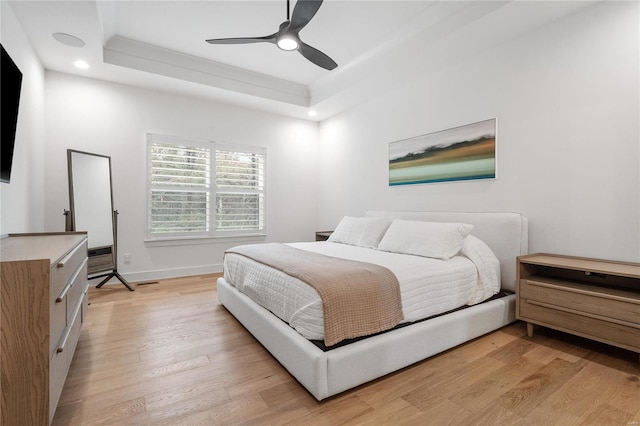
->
[214,147,265,232]
[149,141,210,235]
[147,135,265,239]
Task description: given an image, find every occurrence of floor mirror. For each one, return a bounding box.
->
[66,149,133,291]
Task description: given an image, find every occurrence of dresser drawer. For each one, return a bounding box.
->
[66,301,83,358]
[520,279,639,325]
[50,293,67,358]
[81,290,89,322]
[52,302,82,360]
[49,300,83,423]
[66,259,88,324]
[49,346,68,423]
[51,240,87,299]
[519,298,640,352]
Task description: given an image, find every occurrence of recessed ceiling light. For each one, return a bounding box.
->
[52,33,85,48]
[308,110,317,117]
[73,60,90,70]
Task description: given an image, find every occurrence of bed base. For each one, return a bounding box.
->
[218,210,527,400]
[217,277,515,400]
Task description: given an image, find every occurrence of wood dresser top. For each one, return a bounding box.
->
[518,253,640,279]
[1,233,87,264]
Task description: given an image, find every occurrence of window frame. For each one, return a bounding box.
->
[146,134,266,242]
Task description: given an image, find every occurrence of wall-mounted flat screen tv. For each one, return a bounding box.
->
[1,43,23,184]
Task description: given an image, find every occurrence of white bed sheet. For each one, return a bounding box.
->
[223,241,497,341]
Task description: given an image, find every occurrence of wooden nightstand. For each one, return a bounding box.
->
[516,253,640,361]
[315,231,333,241]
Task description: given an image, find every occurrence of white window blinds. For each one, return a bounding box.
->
[215,148,264,232]
[147,135,265,239]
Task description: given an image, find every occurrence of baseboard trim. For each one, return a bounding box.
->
[89,263,223,287]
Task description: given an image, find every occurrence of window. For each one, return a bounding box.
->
[147,134,265,239]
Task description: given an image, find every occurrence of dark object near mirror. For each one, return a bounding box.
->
[66,149,133,291]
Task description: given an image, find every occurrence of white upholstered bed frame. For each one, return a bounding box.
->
[217,211,528,400]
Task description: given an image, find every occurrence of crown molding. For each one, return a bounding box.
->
[103,36,310,107]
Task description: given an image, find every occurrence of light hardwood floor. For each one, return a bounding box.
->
[53,274,640,425]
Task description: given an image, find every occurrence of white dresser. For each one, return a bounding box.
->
[0,232,89,425]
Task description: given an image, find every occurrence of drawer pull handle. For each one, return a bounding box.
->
[56,259,87,303]
[56,240,86,268]
[56,326,72,353]
[56,300,83,353]
[56,283,71,303]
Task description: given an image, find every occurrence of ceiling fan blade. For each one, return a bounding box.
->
[289,0,323,33]
[298,41,337,70]
[206,33,277,45]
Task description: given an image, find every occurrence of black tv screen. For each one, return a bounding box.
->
[1,43,23,184]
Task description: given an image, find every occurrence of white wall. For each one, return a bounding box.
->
[317,2,640,262]
[10,0,639,282]
[44,72,319,281]
[0,2,45,234]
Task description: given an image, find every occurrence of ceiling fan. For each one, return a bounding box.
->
[206,0,337,71]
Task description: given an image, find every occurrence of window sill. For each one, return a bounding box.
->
[144,234,267,247]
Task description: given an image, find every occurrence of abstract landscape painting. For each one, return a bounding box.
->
[389,118,496,186]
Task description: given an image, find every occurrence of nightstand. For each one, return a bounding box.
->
[516,253,640,361]
[315,231,333,241]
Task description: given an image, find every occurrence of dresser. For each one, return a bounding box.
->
[517,253,640,361]
[1,232,89,425]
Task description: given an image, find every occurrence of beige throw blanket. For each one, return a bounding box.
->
[226,243,404,346]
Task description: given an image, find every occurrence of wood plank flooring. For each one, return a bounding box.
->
[53,274,640,425]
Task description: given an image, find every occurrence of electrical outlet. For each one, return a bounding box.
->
[123,253,131,264]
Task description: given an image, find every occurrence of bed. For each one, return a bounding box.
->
[217,211,528,400]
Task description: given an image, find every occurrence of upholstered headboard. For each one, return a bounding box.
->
[365,211,528,292]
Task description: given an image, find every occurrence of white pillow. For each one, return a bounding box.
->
[378,219,474,259]
[461,235,501,304]
[327,216,391,248]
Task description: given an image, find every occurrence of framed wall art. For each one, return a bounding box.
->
[389,118,496,186]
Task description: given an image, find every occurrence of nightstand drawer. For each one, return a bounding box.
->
[520,298,640,352]
[520,279,640,325]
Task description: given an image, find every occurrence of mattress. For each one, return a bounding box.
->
[223,240,499,341]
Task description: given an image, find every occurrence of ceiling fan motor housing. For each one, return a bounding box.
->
[276,21,300,51]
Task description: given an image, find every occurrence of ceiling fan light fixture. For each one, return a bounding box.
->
[276,33,299,51]
[206,0,338,70]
